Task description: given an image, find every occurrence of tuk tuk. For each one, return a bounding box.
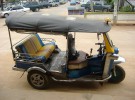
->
[6,12,125,89]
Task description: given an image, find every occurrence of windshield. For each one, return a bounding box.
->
[4,7,12,11]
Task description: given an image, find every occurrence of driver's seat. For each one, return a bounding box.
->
[68,34,78,61]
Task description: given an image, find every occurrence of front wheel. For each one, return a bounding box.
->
[27,71,49,89]
[108,65,125,84]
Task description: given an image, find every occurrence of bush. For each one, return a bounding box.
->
[120,6,132,12]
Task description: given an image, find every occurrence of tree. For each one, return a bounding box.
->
[119,0,125,7]
[104,0,114,9]
[1,0,4,11]
[7,0,20,3]
[90,0,94,12]
[104,0,113,4]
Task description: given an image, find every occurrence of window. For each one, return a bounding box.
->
[16,6,23,9]
[12,7,17,10]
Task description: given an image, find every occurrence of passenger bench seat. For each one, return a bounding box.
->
[15,34,56,62]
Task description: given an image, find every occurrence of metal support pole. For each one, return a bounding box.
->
[8,28,15,59]
[113,0,118,25]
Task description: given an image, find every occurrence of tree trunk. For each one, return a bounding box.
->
[113,0,118,25]
[1,0,4,11]
[119,0,125,8]
[90,0,94,12]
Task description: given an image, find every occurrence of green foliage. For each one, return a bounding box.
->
[7,0,20,3]
[104,0,114,5]
[104,0,114,8]
[120,5,133,12]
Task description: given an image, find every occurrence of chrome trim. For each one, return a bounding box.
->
[51,74,112,82]
[12,67,26,72]
[102,53,112,78]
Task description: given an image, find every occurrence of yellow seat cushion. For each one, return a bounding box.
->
[23,39,36,55]
[40,44,55,53]
[16,34,56,62]
[30,35,42,52]
[35,49,51,60]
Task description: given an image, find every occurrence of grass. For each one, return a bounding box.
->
[84,12,135,14]
[84,12,135,18]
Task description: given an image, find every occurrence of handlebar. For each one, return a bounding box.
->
[95,43,104,45]
[95,42,105,55]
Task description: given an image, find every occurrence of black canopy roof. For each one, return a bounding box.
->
[6,12,111,34]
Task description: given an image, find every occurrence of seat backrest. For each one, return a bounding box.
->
[23,39,37,55]
[30,35,42,52]
[15,34,44,56]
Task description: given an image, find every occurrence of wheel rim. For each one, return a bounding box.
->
[30,73,45,87]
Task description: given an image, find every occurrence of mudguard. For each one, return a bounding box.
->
[27,66,46,73]
[114,56,125,65]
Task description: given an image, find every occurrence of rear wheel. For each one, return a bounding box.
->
[46,5,50,8]
[103,9,108,12]
[27,71,49,89]
[55,4,58,7]
[35,8,39,12]
[4,13,9,18]
[108,65,125,84]
[85,8,89,12]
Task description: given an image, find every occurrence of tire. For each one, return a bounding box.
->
[31,9,35,12]
[27,71,50,90]
[4,13,9,18]
[108,65,125,84]
[55,4,58,7]
[85,8,89,12]
[35,8,39,12]
[103,9,108,12]
[46,6,49,8]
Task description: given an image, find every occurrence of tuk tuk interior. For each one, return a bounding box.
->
[6,12,125,89]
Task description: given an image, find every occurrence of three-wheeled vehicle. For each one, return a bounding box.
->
[6,12,125,89]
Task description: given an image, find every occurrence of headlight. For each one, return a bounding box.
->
[114,47,119,54]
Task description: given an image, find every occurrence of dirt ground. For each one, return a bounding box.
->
[0,4,135,100]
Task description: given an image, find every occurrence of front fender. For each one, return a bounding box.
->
[114,56,125,65]
[27,66,46,73]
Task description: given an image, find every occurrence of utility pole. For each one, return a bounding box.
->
[113,0,118,25]
[90,0,94,12]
